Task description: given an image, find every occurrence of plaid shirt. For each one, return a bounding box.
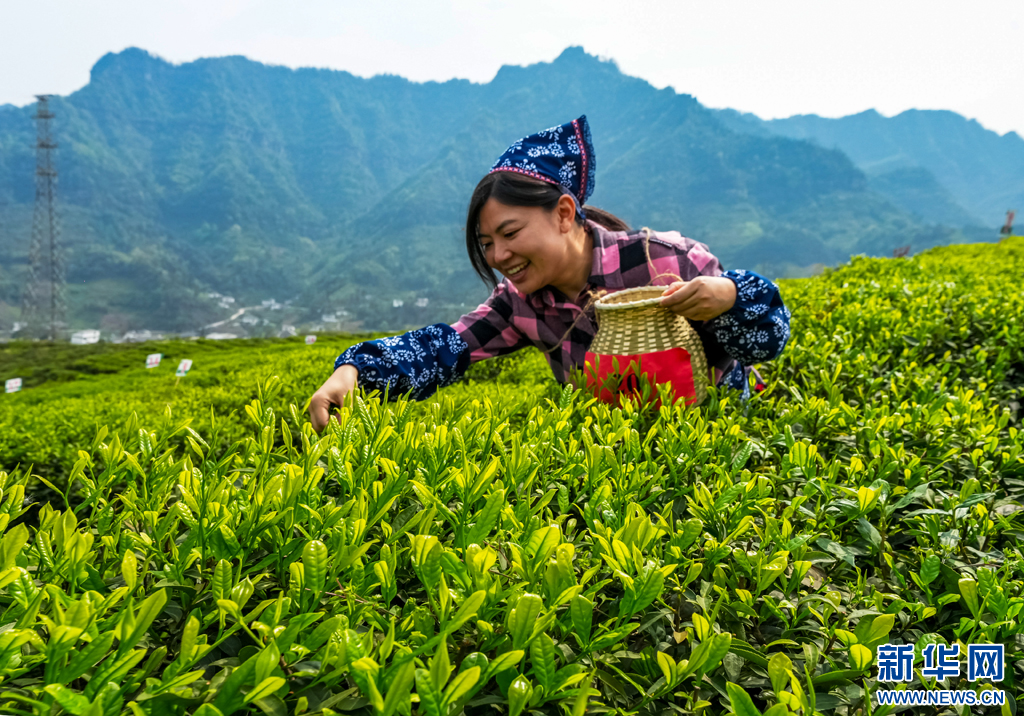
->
[336,221,791,400]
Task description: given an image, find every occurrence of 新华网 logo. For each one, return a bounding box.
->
[874,642,1006,707]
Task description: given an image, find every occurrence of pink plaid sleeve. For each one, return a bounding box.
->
[451,282,532,363]
[612,229,725,288]
[684,241,723,277]
[648,234,724,283]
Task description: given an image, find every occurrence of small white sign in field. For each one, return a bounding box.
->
[176,359,193,377]
[4,378,22,394]
[146,353,162,369]
[305,335,317,345]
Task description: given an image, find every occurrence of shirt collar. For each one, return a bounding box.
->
[585,220,622,290]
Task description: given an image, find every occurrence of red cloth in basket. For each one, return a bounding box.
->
[584,347,700,405]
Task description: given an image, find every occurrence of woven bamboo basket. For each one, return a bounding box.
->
[588,286,709,405]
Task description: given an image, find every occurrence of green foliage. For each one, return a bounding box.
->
[0,238,1020,714]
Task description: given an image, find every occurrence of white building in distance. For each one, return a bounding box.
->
[119,330,162,343]
[71,330,101,345]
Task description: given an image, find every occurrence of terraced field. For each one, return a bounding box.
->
[0,238,1021,715]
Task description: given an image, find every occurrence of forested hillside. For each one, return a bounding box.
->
[716,107,1024,228]
[0,48,987,332]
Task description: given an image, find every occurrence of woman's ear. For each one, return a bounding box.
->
[557,194,577,232]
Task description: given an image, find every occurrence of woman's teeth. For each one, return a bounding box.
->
[507,261,529,276]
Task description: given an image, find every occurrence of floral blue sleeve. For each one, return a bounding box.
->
[334,323,471,401]
[705,269,791,365]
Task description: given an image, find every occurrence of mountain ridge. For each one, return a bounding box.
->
[736,107,1024,224]
[0,47,997,333]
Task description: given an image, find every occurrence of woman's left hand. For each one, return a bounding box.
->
[659,276,737,321]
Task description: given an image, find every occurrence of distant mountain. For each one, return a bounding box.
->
[0,47,987,332]
[717,107,1024,227]
[865,167,980,227]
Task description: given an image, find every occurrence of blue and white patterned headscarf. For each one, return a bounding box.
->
[489,115,596,217]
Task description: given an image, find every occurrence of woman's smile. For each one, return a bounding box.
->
[505,260,530,279]
[477,196,592,297]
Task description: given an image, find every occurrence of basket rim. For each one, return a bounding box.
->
[595,286,670,311]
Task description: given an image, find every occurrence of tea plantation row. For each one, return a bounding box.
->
[0,238,1021,716]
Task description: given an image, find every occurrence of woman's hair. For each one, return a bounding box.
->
[465,172,630,287]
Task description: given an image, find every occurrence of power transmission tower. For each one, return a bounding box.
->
[20,95,67,341]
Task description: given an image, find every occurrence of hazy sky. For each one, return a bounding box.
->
[3,0,1022,136]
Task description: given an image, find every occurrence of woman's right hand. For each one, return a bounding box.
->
[309,364,359,433]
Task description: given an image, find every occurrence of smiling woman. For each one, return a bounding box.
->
[467,173,630,296]
[308,116,792,432]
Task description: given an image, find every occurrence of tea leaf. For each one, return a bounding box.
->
[726,681,764,716]
[849,644,873,671]
[245,676,286,704]
[530,632,556,692]
[508,675,533,716]
[415,667,444,716]
[443,666,480,708]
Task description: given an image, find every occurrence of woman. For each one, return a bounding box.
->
[309,116,790,432]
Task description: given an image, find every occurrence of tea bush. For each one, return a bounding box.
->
[0,238,1021,716]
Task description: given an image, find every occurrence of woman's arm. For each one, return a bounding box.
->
[645,233,791,366]
[700,269,792,364]
[333,323,470,402]
[322,282,531,407]
[451,281,533,362]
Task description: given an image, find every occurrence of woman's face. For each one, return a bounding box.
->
[477,194,579,295]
